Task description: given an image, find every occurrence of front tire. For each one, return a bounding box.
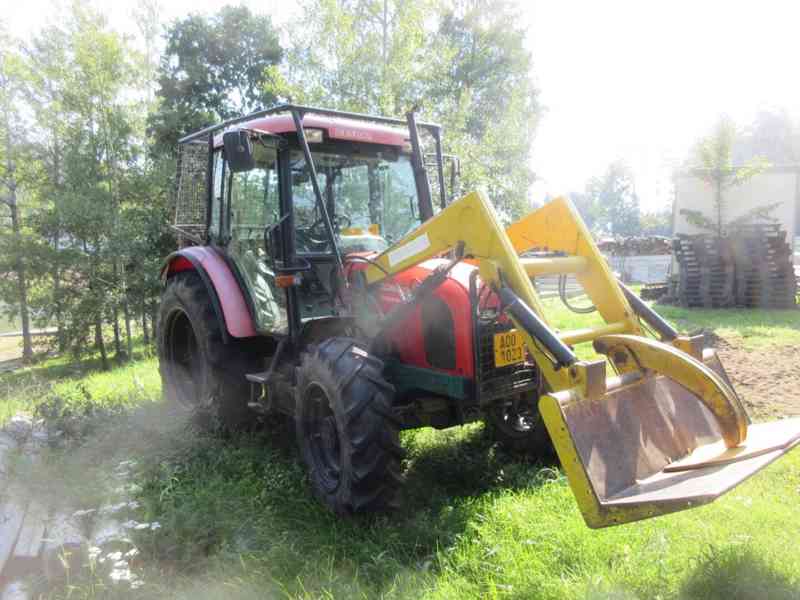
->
[157,271,258,430]
[295,338,404,515]
[484,396,554,458]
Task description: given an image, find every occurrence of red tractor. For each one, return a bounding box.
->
[159,105,800,527]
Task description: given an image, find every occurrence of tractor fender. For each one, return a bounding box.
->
[161,246,257,340]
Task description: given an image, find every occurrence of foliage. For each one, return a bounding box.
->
[680,116,773,235]
[266,0,540,220]
[149,5,282,152]
[571,161,641,236]
[738,108,798,165]
[638,209,672,236]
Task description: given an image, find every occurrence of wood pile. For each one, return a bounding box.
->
[597,236,672,256]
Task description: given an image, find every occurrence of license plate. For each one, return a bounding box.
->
[494,329,526,367]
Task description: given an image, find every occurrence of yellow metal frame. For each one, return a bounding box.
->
[364,191,771,528]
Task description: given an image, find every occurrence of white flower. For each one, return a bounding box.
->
[149,522,161,530]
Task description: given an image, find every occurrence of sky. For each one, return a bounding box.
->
[7,0,800,211]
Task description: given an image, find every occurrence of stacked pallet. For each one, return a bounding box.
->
[731,224,797,309]
[672,235,735,308]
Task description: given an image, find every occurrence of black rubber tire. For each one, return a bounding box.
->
[157,271,258,430]
[484,398,555,458]
[295,338,404,515]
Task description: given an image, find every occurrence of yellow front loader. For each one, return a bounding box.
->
[363,191,800,528]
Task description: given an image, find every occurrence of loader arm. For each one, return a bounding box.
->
[365,191,800,528]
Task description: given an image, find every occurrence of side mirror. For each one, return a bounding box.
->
[223,130,255,173]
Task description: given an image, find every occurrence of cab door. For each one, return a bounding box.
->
[224,143,289,334]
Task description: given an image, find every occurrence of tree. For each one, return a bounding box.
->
[150,6,282,152]
[681,116,771,236]
[639,210,672,237]
[578,161,641,236]
[20,2,150,368]
[266,0,540,220]
[0,29,34,360]
[429,0,539,220]
[569,191,602,233]
[738,109,798,165]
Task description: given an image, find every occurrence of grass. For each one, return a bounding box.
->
[2,306,799,599]
[654,304,800,348]
[25,412,800,600]
[541,292,800,359]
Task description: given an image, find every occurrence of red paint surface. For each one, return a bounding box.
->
[213,114,409,148]
[344,257,493,378]
[163,247,257,338]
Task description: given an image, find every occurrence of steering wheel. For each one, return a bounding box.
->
[306,214,352,245]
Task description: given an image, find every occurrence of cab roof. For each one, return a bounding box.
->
[211,113,410,148]
[178,103,440,148]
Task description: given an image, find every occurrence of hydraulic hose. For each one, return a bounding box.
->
[558,274,597,314]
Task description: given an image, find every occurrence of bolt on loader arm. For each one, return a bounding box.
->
[364,191,800,528]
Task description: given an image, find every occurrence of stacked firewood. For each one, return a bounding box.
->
[597,236,672,256]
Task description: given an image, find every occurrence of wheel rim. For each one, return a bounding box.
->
[166,309,205,409]
[305,382,341,493]
[493,401,537,438]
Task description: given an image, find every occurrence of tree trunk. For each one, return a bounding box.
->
[53,233,66,353]
[8,195,33,362]
[715,170,724,237]
[111,257,122,357]
[112,309,121,355]
[141,295,149,346]
[94,317,109,371]
[123,288,133,359]
[150,301,158,347]
[3,108,33,362]
[52,139,66,353]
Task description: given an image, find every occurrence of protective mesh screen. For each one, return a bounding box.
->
[172,142,209,246]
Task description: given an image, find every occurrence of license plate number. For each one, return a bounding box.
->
[493,329,525,367]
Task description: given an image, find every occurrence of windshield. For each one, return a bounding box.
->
[291,147,420,254]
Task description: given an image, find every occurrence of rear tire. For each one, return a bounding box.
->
[484,397,554,458]
[295,338,404,515]
[158,271,258,430]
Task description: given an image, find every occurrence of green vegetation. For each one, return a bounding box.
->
[542,292,800,359]
[2,307,798,599]
[655,304,800,348]
[0,313,17,334]
[1,0,539,367]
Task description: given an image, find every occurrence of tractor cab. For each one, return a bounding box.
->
[176,106,455,338]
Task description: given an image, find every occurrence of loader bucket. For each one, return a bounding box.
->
[539,336,800,528]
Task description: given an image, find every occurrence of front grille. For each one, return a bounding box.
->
[477,316,539,402]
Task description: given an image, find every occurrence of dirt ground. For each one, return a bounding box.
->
[713,336,800,420]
